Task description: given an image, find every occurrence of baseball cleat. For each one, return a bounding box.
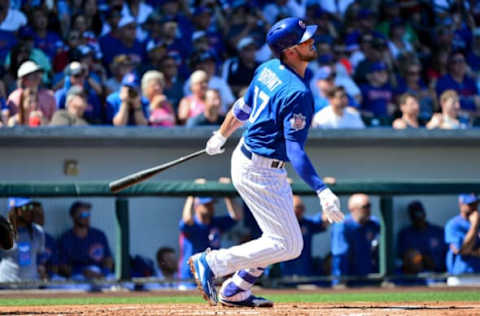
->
[219,294,274,308]
[188,250,217,305]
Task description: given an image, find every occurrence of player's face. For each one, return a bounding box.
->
[293,38,317,62]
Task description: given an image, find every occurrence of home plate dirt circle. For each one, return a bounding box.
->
[1,302,479,315]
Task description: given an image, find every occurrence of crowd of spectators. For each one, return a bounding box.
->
[0,0,479,129]
[0,191,479,289]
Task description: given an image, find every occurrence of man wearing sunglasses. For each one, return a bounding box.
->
[0,197,45,283]
[58,201,114,282]
[331,193,380,286]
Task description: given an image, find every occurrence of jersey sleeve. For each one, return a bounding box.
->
[281,91,312,147]
[445,220,464,253]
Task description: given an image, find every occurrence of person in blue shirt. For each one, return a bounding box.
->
[55,61,103,124]
[58,201,114,280]
[360,62,394,119]
[105,72,149,126]
[445,193,480,275]
[280,195,329,277]
[179,178,243,280]
[331,193,380,286]
[190,17,344,307]
[397,200,447,274]
[435,51,480,114]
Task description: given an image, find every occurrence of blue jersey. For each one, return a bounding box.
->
[445,215,480,274]
[37,232,58,266]
[105,92,150,125]
[331,214,380,278]
[280,213,326,276]
[178,215,236,279]
[242,59,315,162]
[397,223,447,272]
[58,227,112,276]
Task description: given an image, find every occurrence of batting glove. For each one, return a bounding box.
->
[206,131,226,155]
[317,188,344,223]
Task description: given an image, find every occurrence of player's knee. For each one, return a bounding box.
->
[281,234,303,261]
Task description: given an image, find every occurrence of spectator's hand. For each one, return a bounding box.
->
[427,113,443,129]
[206,131,226,155]
[151,94,167,109]
[120,86,129,103]
[317,188,344,223]
[132,96,142,110]
[469,210,479,227]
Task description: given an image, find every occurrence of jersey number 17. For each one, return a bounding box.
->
[249,85,270,123]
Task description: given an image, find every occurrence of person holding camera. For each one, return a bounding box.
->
[106,72,149,126]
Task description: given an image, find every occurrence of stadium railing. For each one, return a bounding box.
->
[0,179,479,284]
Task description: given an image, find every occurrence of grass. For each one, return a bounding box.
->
[0,290,479,306]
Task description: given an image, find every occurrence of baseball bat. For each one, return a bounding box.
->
[109,149,207,193]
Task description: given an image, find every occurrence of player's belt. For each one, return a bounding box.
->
[240,144,285,169]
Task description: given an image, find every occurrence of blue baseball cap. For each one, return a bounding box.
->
[369,62,387,73]
[121,72,140,88]
[459,193,479,204]
[8,197,32,208]
[195,197,215,205]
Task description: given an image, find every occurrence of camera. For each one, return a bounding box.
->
[127,87,138,99]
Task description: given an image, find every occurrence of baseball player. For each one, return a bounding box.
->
[189,17,344,307]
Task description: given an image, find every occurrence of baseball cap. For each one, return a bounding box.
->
[118,14,136,28]
[369,62,387,73]
[69,200,92,217]
[315,65,334,80]
[17,61,42,78]
[195,197,215,205]
[146,39,167,52]
[237,37,255,51]
[8,197,32,208]
[459,193,479,205]
[65,61,86,76]
[193,6,211,16]
[121,72,140,88]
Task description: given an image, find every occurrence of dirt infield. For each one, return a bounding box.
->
[1,302,480,316]
[1,288,480,315]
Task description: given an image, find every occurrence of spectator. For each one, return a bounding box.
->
[58,201,114,280]
[0,198,45,282]
[142,70,175,127]
[360,62,395,120]
[52,30,82,75]
[435,51,480,116]
[395,56,435,121]
[50,86,89,126]
[311,65,336,112]
[392,93,422,129]
[106,72,149,126]
[55,61,103,124]
[331,194,380,286]
[100,15,145,67]
[427,90,469,129]
[6,61,56,127]
[280,195,330,277]
[222,37,259,98]
[69,45,105,97]
[186,88,224,127]
[387,20,414,61]
[178,177,243,280]
[445,194,480,275]
[139,39,168,76]
[159,54,184,113]
[190,6,226,59]
[312,86,365,129]
[178,70,208,124]
[397,201,447,274]
[121,0,153,41]
[354,35,389,85]
[105,54,135,95]
[0,0,26,32]
[263,0,305,26]
[98,7,122,59]
[28,8,63,60]
[185,50,235,112]
[31,201,60,280]
[425,46,449,88]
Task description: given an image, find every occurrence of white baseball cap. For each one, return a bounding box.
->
[237,37,255,51]
[118,14,136,28]
[17,60,42,78]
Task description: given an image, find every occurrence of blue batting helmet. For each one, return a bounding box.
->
[266,17,318,57]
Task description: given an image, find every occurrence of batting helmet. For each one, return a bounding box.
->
[266,17,318,57]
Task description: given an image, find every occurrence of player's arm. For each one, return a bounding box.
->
[219,177,244,221]
[205,97,249,155]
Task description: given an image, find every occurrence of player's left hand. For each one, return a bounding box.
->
[318,188,344,223]
[206,131,226,155]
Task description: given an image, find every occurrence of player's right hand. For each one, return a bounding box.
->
[206,131,226,155]
[317,188,344,223]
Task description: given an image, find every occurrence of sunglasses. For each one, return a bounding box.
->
[18,204,34,212]
[360,203,371,209]
[78,210,90,219]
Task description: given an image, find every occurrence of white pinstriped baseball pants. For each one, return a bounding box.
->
[205,141,303,278]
